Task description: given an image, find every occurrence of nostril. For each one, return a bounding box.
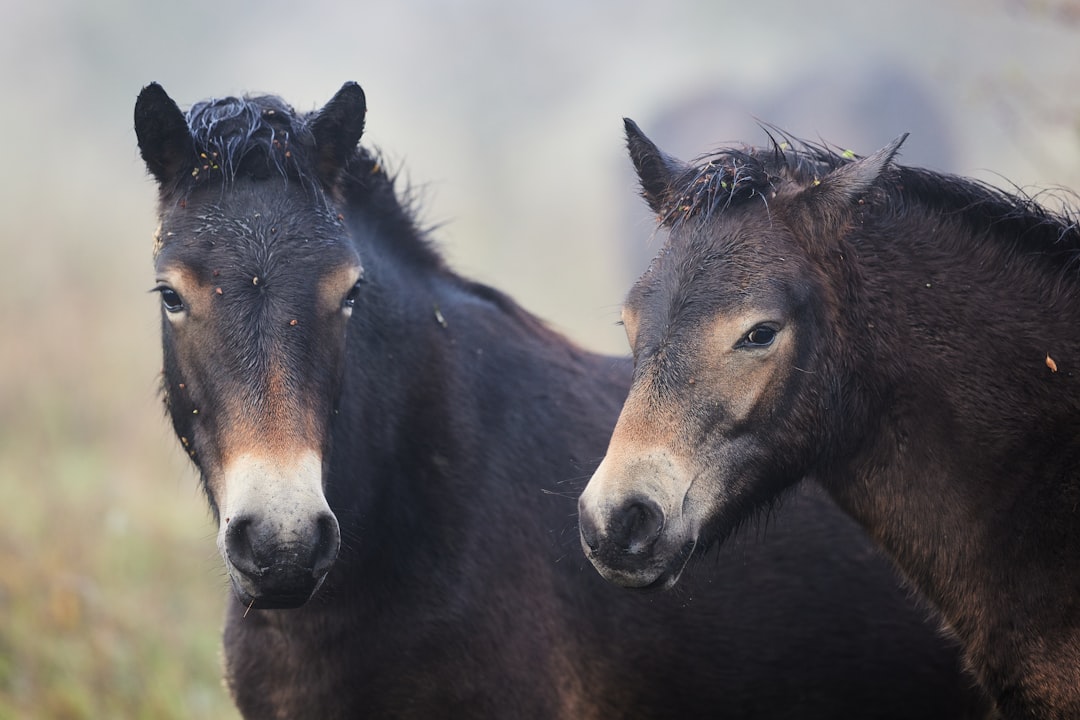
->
[610,498,664,554]
[224,515,261,576]
[311,512,340,576]
[578,508,601,553]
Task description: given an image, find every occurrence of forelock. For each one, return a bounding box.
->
[186,94,317,185]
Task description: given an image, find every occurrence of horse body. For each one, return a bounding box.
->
[579,120,1080,717]
[137,84,991,718]
[827,208,1080,715]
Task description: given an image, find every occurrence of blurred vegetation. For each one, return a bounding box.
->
[0,211,240,716]
[0,6,240,708]
[0,446,237,719]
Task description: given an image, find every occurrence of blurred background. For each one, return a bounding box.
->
[1,0,1078,716]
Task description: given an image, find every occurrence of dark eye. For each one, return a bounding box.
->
[740,325,777,348]
[343,282,362,310]
[155,286,185,313]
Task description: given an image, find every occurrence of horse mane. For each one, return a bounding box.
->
[662,130,1080,270]
[893,166,1080,263]
[657,133,844,228]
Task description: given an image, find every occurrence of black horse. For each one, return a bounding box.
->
[136,83,990,719]
[579,119,1080,718]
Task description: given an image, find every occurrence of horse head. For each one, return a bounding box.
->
[578,120,904,588]
[136,82,367,608]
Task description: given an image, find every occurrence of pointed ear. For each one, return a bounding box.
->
[135,83,195,185]
[309,82,367,183]
[625,118,688,216]
[809,133,908,205]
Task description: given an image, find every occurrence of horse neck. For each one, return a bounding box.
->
[326,203,628,571]
[821,206,1080,673]
[332,209,464,462]
[843,205,1080,461]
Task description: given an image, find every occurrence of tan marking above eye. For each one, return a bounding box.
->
[318,263,364,315]
[154,263,213,320]
[706,313,784,352]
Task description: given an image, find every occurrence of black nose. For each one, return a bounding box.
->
[607,497,664,554]
[224,511,340,607]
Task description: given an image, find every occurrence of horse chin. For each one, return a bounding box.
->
[641,539,697,591]
[227,564,329,611]
[586,539,697,591]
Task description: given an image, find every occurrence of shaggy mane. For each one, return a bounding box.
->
[661,131,1080,267]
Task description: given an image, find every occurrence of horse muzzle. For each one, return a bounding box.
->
[578,495,695,590]
[223,510,340,609]
[215,451,341,609]
[578,448,701,589]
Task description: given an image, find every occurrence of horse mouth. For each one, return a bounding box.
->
[631,539,698,591]
[227,560,331,611]
[233,588,314,611]
[586,539,698,591]
[232,583,325,610]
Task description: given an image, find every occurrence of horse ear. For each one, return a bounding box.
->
[309,82,367,183]
[809,133,909,205]
[625,118,687,216]
[135,83,195,185]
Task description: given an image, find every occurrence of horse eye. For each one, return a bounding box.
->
[741,325,777,348]
[342,282,362,310]
[156,286,185,313]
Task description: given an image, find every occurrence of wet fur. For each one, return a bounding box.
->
[624,119,1080,718]
[137,86,992,718]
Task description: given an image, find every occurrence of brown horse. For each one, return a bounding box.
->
[579,119,1080,718]
[137,84,991,718]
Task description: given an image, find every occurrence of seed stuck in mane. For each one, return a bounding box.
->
[199,152,221,172]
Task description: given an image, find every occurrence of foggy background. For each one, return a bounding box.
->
[1,0,1078,716]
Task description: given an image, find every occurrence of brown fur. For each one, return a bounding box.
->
[582,119,1080,718]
